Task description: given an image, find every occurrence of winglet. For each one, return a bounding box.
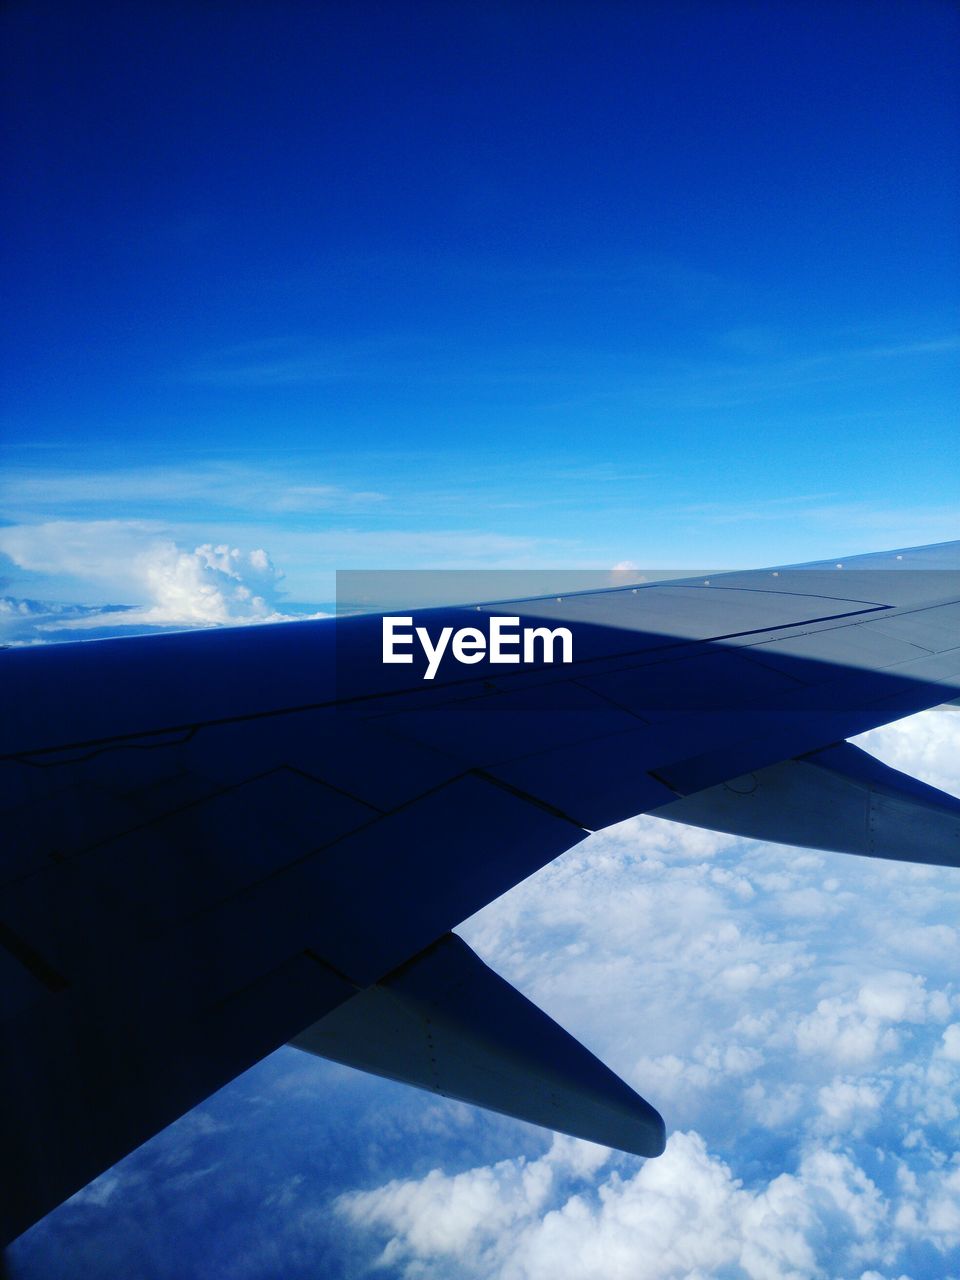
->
[291,933,665,1158]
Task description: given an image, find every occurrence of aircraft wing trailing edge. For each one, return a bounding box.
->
[1,540,959,1242]
[654,740,960,866]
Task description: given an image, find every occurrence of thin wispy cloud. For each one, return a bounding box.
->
[180,334,436,388]
[669,498,960,544]
[175,315,960,406]
[0,464,387,518]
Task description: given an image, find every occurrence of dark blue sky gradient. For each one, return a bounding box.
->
[3,1,957,475]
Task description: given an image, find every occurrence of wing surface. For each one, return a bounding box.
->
[1,540,959,1240]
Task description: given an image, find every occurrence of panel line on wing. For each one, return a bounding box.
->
[0,920,69,994]
[470,768,591,830]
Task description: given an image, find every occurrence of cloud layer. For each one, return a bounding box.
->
[338,1130,921,1280]
[333,707,960,1280]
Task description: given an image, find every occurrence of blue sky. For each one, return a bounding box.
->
[2,0,958,628]
[3,2,960,1277]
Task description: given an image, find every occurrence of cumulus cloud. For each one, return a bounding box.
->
[816,1078,887,1136]
[337,1131,906,1280]
[137,540,287,624]
[0,520,325,638]
[330,706,960,1278]
[938,1025,960,1063]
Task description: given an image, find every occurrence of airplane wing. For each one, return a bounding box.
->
[2,540,959,1242]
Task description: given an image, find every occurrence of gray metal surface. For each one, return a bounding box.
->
[653,741,960,866]
[293,934,665,1158]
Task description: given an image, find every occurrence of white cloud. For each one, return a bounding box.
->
[793,974,950,1068]
[816,1078,887,1136]
[138,541,286,625]
[332,706,960,1277]
[0,520,327,635]
[795,996,900,1065]
[854,707,960,796]
[857,972,948,1024]
[337,1131,905,1280]
[0,518,160,585]
[938,1025,960,1063]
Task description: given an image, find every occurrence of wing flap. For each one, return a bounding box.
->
[652,740,960,867]
[291,933,665,1158]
